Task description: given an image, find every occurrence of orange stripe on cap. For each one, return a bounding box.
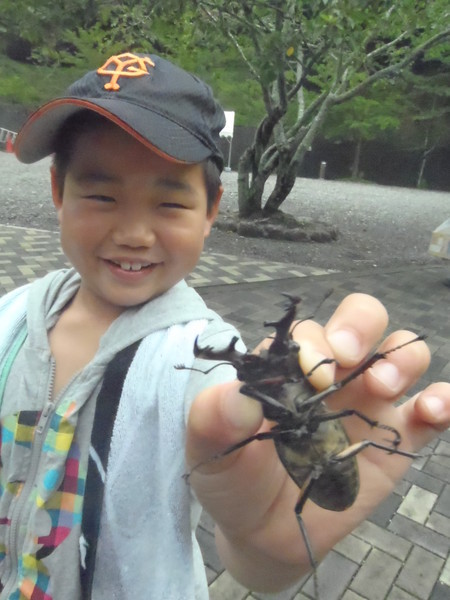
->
[16,98,191,165]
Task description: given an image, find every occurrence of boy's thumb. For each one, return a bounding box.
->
[186,381,263,472]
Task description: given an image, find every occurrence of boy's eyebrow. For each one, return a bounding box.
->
[73,170,119,184]
[73,171,196,193]
[155,177,195,193]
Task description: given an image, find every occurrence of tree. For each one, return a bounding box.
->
[0,1,178,67]
[322,44,450,186]
[323,83,404,180]
[401,67,450,188]
[0,0,99,62]
[184,0,450,217]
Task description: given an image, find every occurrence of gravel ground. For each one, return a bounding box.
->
[1,152,449,272]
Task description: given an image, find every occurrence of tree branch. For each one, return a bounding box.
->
[366,31,410,61]
[199,5,261,81]
[335,27,450,104]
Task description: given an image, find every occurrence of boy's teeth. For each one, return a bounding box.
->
[119,262,147,271]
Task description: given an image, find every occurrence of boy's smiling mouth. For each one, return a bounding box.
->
[106,259,157,272]
[115,260,151,271]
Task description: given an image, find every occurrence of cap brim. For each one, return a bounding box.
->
[14,97,214,165]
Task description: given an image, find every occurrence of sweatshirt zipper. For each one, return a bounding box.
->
[2,360,57,598]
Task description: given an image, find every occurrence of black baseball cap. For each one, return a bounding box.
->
[14,52,226,170]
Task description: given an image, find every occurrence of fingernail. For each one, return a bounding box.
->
[370,360,402,392]
[327,329,362,361]
[300,342,335,385]
[423,395,445,420]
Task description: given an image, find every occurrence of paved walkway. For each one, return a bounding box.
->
[0,223,449,600]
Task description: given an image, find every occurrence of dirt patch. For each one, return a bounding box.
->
[214,210,338,243]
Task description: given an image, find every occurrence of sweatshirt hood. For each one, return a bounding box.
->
[26,268,218,363]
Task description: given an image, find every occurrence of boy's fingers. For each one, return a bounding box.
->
[258,293,389,392]
[409,381,450,435]
[324,293,389,368]
[383,382,450,458]
[364,330,430,398]
[186,381,264,471]
[293,319,336,390]
[326,330,430,416]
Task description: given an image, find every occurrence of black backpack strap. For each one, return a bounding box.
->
[80,340,142,597]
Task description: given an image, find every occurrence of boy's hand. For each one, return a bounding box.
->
[186,293,450,592]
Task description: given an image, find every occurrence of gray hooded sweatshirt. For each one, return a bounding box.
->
[0,269,241,599]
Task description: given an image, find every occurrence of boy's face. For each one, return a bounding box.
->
[51,121,221,318]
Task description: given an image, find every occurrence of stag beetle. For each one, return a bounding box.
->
[178,293,424,599]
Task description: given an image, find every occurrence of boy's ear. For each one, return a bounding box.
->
[204,185,223,238]
[50,166,63,216]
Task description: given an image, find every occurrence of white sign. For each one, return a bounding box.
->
[429,218,450,260]
[220,111,235,139]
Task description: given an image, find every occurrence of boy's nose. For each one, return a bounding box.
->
[112,215,156,248]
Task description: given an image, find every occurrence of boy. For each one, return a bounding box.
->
[0,52,448,599]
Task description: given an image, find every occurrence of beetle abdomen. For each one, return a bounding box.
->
[274,418,359,511]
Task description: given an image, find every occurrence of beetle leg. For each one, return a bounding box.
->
[292,431,417,600]
[312,408,404,448]
[294,477,321,600]
[331,438,418,462]
[240,383,295,420]
[185,421,316,481]
[184,429,281,481]
[334,334,426,388]
[291,435,418,598]
[297,335,427,412]
[305,357,338,378]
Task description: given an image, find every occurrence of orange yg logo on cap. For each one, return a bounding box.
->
[97,53,155,91]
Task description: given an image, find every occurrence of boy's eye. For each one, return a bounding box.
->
[85,195,114,203]
[160,202,187,209]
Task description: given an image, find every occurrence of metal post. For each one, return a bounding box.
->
[224,136,233,172]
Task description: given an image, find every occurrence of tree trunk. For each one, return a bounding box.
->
[351,138,362,179]
[416,146,435,189]
[416,125,431,188]
[263,93,335,214]
[236,110,286,216]
[263,164,297,216]
[417,154,427,188]
[237,149,269,217]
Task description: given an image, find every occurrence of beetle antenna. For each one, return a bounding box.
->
[174,363,232,375]
[290,289,333,335]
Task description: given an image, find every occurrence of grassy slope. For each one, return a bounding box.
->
[0,54,90,110]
